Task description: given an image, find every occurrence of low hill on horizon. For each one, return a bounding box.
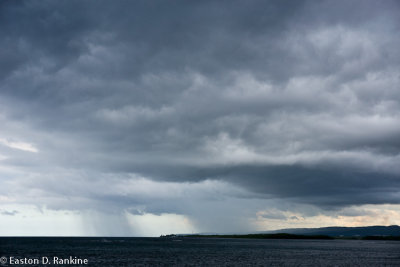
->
[265,225,400,237]
[185,225,400,237]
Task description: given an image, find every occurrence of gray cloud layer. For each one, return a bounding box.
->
[1,0,400,231]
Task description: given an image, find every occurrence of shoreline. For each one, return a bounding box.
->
[178,233,400,241]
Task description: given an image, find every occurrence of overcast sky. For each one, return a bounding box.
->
[1,0,400,236]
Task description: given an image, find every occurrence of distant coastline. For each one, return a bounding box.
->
[182,233,400,240]
[163,225,400,240]
[184,233,334,240]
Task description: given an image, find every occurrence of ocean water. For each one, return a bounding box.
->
[1,237,399,266]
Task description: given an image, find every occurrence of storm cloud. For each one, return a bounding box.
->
[1,0,400,235]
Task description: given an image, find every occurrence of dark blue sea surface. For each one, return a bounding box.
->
[1,237,399,266]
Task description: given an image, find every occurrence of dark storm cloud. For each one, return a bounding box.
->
[1,0,400,218]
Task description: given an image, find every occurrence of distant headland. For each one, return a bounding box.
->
[162,225,400,240]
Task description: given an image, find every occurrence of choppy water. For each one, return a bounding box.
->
[1,237,399,266]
